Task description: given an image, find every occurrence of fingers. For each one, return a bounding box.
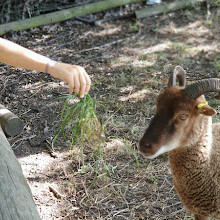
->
[74,73,81,95]
[68,77,74,94]
[78,72,86,98]
[49,62,91,96]
[79,70,91,98]
[79,71,91,98]
[84,73,91,95]
[71,66,91,98]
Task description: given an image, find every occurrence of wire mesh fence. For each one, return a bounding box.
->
[0,0,101,24]
[0,0,184,25]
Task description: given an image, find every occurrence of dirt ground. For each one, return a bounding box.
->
[1,2,220,220]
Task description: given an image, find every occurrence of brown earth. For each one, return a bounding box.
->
[1,3,220,220]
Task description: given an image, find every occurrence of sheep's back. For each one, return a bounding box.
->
[211,123,220,211]
[169,139,220,218]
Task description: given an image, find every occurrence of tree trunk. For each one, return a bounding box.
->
[0,104,24,137]
[0,126,41,220]
[135,0,206,18]
[0,0,145,35]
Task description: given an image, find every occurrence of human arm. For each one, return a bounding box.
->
[0,37,91,98]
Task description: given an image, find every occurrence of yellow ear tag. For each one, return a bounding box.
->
[197,101,208,111]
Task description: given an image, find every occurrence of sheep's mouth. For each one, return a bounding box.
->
[138,142,162,159]
[139,141,180,159]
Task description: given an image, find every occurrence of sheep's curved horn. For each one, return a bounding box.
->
[168,66,186,87]
[184,78,220,99]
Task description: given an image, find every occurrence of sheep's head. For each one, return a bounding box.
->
[139,66,220,159]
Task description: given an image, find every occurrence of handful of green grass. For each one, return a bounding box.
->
[53,93,101,150]
[53,92,139,177]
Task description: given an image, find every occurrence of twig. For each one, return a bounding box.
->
[11,134,36,149]
[76,38,127,54]
[48,185,63,200]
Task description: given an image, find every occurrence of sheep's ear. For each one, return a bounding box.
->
[197,102,217,116]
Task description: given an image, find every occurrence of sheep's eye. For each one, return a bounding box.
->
[179,114,189,120]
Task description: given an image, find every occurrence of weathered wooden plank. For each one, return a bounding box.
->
[0,0,146,35]
[135,0,206,18]
[0,126,41,220]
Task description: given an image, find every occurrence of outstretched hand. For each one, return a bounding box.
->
[48,62,91,98]
[0,37,92,97]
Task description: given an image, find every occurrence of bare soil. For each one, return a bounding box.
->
[1,3,220,220]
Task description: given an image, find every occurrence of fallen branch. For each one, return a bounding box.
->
[48,185,63,200]
[135,0,206,18]
[0,0,145,35]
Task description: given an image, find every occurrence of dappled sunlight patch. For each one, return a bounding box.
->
[132,59,156,68]
[85,25,122,37]
[19,152,54,175]
[120,85,134,93]
[160,20,209,37]
[22,81,66,90]
[171,42,188,53]
[179,20,209,37]
[67,147,81,161]
[32,181,70,219]
[119,88,150,102]
[158,21,178,35]
[105,138,125,153]
[19,151,77,219]
[140,41,172,54]
[34,181,77,219]
[110,50,156,69]
[159,20,213,48]
[122,47,143,56]
[185,44,218,56]
[111,55,136,68]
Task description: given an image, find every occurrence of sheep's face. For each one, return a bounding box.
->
[139,86,216,159]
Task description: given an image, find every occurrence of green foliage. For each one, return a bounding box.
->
[185,1,201,10]
[52,93,102,165]
[53,90,140,180]
[53,92,120,179]
[151,26,158,32]
[53,94,100,145]
[214,61,220,71]
[210,0,220,7]
[129,21,139,33]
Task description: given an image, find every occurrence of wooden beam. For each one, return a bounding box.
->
[135,0,206,18]
[0,104,24,137]
[0,0,145,35]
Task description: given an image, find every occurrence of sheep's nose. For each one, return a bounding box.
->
[143,143,151,148]
[139,140,152,154]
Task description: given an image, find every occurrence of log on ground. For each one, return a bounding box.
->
[0,104,24,137]
[0,0,145,35]
[135,0,206,18]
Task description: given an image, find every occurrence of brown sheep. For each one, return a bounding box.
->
[139,66,220,220]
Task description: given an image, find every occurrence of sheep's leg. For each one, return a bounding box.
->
[194,214,210,220]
